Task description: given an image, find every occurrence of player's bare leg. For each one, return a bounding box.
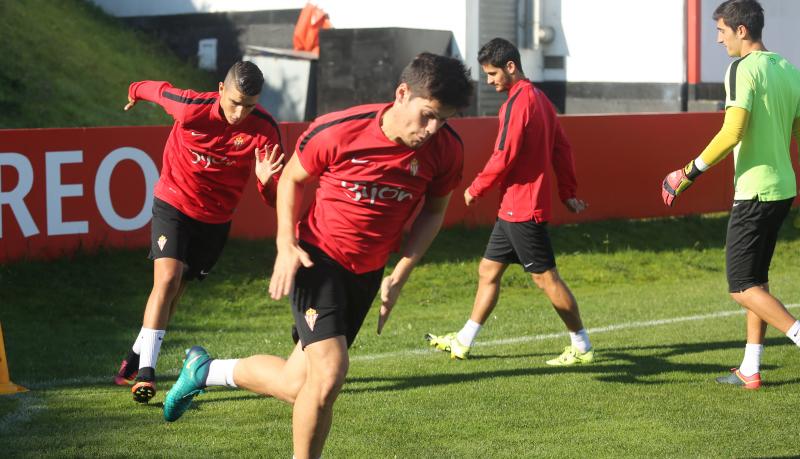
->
[292,336,348,459]
[469,258,509,324]
[143,258,185,329]
[730,285,796,334]
[233,342,308,403]
[129,257,184,402]
[427,259,507,359]
[531,268,583,332]
[533,268,594,365]
[166,279,188,323]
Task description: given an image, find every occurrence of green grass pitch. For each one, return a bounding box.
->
[2,214,799,457]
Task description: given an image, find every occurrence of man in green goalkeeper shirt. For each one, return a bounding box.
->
[662,0,800,389]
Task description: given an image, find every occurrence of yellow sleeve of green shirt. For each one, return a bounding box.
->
[698,106,750,167]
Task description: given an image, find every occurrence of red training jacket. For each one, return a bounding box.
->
[128,81,282,223]
[467,79,577,223]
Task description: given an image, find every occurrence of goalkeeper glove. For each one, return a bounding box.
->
[661,160,702,207]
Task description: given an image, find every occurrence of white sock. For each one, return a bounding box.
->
[739,343,763,376]
[456,320,482,347]
[569,329,591,353]
[206,359,239,388]
[786,320,800,346]
[138,328,165,370]
[131,328,148,355]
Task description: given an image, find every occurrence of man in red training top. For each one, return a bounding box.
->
[427,38,593,365]
[112,61,285,404]
[162,53,473,459]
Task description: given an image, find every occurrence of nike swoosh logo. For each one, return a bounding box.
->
[351,158,369,164]
[524,262,534,268]
[186,354,204,370]
[733,202,741,207]
[190,131,203,136]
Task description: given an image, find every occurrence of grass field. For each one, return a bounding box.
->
[2,214,800,457]
[0,0,216,129]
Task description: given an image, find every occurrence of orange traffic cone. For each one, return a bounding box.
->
[0,322,27,394]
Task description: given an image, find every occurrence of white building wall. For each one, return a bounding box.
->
[700,0,800,83]
[558,0,686,83]
[92,0,800,87]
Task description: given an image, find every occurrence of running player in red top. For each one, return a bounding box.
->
[112,62,285,404]
[427,38,594,365]
[162,53,473,459]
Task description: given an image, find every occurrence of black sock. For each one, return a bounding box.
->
[137,367,155,382]
[119,349,140,378]
[125,349,140,366]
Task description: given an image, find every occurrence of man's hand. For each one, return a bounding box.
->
[661,161,695,207]
[124,96,136,111]
[377,275,404,335]
[268,241,313,300]
[464,188,476,207]
[564,197,587,213]
[255,144,285,185]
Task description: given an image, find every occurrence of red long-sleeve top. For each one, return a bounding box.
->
[128,81,282,223]
[467,79,577,223]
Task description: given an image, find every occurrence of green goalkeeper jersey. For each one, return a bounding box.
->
[724,51,800,201]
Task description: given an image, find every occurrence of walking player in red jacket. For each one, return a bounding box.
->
[112,61,285,403]
[427,38,594,365]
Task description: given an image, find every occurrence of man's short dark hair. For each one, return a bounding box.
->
[713,0,764,41]
[477,38,522,71]
[399,52,473,110]
[225,61,264,96]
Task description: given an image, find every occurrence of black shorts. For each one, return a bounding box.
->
[483,218,556,273]
[148,198,231,281]
[726,197,792,292]
[291,242,384,349]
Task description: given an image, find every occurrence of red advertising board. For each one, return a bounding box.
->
[2,113,797,264]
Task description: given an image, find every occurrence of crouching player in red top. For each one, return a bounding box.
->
[427,38,593,365]
[162,53,473,459]
[112,62,285,403]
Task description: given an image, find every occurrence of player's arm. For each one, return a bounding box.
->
[661,106,749,206]
[377,193,452,334]
[268,153,314,300]
[466,103,527,204]
[125,81,191,122]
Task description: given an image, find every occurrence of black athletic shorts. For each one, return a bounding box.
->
[483,218,556,273]
[148,198,231,281]
[726,197,793,293]
[291,242,384,349]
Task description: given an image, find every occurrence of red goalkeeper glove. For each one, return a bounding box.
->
[661,160,702,207]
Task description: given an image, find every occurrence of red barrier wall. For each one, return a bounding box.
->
[2,113,798,263]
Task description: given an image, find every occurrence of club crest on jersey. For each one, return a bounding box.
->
[233,136,245,149]
[409,158,419,177]
[157,235,167,251]
[305,308,319,331]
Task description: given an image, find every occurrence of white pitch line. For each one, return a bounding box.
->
[351,303,800,362]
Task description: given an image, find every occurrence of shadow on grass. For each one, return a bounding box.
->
[342,337,800,393]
